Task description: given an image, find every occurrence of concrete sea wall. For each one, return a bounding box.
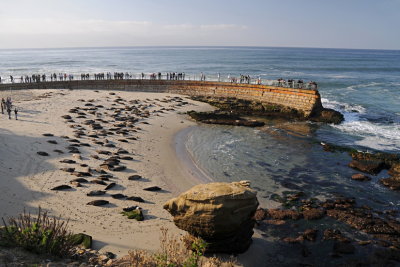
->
[0,80,322,117]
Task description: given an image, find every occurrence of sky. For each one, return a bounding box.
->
[0,0,399,50]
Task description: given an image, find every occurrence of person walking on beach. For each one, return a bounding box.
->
[1,98,5,114]
[6,105,11,119]
[14,107,18,120]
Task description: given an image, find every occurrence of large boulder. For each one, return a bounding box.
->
[163,181,259,254]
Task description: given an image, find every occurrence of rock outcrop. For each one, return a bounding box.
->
[163,181,259,254]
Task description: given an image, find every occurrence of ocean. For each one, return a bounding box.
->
[1,46,399,211]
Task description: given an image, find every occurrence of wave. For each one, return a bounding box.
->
[322,98,400,152]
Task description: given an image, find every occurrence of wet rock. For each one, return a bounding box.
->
[163,181,259,253]
[311,108,344,124]
[348,159,385,175]
[326,209,399,236]
[87,190,106,196]
[323,229,350,243]
[37,151,49,156]
[127,196,145,202]
[380,176,400,190]
[143,186,161,191]
[47,140,58,144]
[254,208,268,221]
[333,241,355,254]
[87,200,109,206]
[42,133,54,137]
[54,149,64,154]
[104,182,116,190]
[302,229,317,241]
[351,173,371,181]
[51,185,72,191]
[188,111,265,127]
[303,208,325,220]
[282,236,304,243]
[268,209,302,220]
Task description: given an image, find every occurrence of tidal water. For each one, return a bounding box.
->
[1,46,399,210]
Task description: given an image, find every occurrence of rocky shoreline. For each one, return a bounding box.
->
[190,96,344,125]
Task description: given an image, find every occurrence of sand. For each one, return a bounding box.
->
[0,88,213,257]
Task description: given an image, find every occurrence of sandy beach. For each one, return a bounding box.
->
[0,88,213,257]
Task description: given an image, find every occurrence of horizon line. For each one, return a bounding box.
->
[0,45,399,52]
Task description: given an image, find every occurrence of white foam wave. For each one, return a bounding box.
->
[321,98,366,115]
[345,82,383,90]
[333,120,400,151]
[322,98,400,151]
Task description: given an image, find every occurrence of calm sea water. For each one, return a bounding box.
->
[1,46,399,209]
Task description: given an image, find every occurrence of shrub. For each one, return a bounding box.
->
[0,207,75,257]
[123,227,235,267]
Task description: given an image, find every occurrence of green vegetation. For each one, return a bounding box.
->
[126,227,235,267]
[0,208,75,257]
[121,209,144,221]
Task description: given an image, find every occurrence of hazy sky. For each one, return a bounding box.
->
[0,0,399,49]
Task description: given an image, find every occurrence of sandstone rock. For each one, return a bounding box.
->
[351,173,371,181]
[348,159,385,175]
[268,209,302,220]
[380,176,400,190]
[303,208,325,220]
[164,181,259,253]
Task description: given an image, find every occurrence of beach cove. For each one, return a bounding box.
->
[0,89,216,257]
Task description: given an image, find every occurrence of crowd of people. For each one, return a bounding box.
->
[0,72,317,89]
[1,97,18,120]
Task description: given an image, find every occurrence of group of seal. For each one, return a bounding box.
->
[37,90,190,220]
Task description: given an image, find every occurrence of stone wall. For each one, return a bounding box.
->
[0,80,322,117]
